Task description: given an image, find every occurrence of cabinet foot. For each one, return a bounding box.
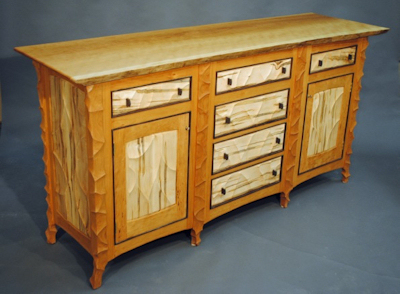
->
[280,192,290,208]
[190,229,202,246]
[89,256,108,289]
[341,168,350,183]
[45,225,57,244]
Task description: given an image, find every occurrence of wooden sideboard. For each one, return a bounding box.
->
[15,13,388,289]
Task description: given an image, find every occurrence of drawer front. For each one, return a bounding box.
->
[213,123,285,174]
[211,156,282,207]
[216,59,291,94]
[112,78,191,116]
[310,46,356,73]
[214,89,288,137]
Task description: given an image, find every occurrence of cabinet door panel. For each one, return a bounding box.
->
[113,114,189,242]
[299,75,352,174]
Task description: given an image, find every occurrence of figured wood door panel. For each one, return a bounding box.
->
[113,114,189,243]
[299,75,353,174]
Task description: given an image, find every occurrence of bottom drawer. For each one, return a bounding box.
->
[211,156,282,207]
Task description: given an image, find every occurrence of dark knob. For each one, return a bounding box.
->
[227,78,233,85]
[177,88,183,96]
[223,153,229,160]
[272,170,277,176]
[278,103,284,110]
[348,54,353,61]
[225,117,231,124]
[126,98,131,107]
[282,67,287,74]
[318,60,323,67]
[276,137,281,144]
[221,188,226,195]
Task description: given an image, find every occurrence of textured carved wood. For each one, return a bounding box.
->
[114,114,189,241]
[85,84,109,289]
[307,87,344,156]
[112,78,190,116]
[342,38,368,183]
[50,75,90,235]
[310,46,356,73]
[280,47,307,208]
[213,123,285,173]
[300,75,352,174]
[34,62,58,243]
[214,89,288,137]
[191,64,211,246]
[126,130,178,219]
[211,157,282,206]
[216,59,291,93]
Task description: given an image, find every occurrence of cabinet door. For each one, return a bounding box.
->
[113,114,189,243]
[299,75,352,174]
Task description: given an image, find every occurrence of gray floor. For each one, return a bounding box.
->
[1,56,399,294]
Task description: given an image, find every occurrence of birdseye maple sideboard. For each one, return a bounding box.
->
[15,13,388,289]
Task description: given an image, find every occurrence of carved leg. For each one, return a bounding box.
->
[341,167,350,183]
[45,223,57,244]
[190,228,203,246]
[90,255,108,289]
[280,192,290,208]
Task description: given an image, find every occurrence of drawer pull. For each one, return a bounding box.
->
[278,103,284,110]
[223,153,229,160]
[276,137,281,144]
[348,54,353,61]
[282,67,287,74]
[225,117,231,124]
[177,88,183,96]
[318,60,323,67]
[126,98,131,107]
[221,188,226,195]
[272,170,278,176]
[227,78,233,85]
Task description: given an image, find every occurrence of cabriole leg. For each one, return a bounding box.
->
[191,228,203,246]
[280,192,290,208]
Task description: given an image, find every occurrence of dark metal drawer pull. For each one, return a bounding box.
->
[278,103,284,110]
[318,60,323,67]
[126,98,131,107]
[348,54,353,61]
[227,78,233,85]
[221,188,226,195]
[282,67,287,74]
[276,137,281,144]
[272,170,278,176]
[177,88,183,96]
[223,153,229,160]
[225,117,231,124]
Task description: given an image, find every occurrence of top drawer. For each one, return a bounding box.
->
[310,46,357,74]
[216,58,292,94]
[112,78,191,116]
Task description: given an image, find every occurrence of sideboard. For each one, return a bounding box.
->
[15,13,388,289]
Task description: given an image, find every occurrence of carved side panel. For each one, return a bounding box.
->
[191,64,211,246]
[280,47,307,207]
[307,87,344,156]
[310,46,356,73]
[112,78,191,116]
[214,89,288,137]
[85,85,109,289]
[216,58,291,93]
[342,38,368,183]
[50,76,90,235]
[126,130,178,220]
[211,157,282,206]
[213,123,285,173]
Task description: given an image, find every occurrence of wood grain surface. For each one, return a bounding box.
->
[15,13,388,85]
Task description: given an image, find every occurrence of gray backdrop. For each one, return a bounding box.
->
[0,0,399,293]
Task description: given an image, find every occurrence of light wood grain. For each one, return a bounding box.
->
[310,46,356,73]
[216,59,291,93]
[213,124,285,173]
[50,75,90,235]
[112,78,190,116]
[125,130,178,219]
[211,157,282,206]
[214,89,288,137]
[15,13,388,85]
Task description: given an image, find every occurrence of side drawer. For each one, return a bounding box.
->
[310,46,357,73]
[213,123,285,174]
[112,78,191,116]
[214,89,288,137]
[211,156,282,207]
[216,58,291,94]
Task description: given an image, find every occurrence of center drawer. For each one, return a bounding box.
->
[211,156,282,207]
[213,123,285,174]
